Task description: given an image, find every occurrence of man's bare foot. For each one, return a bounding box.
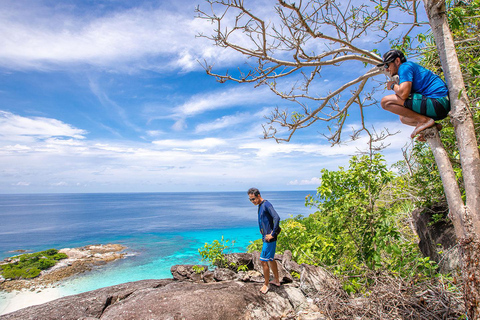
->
[270,279,281,287]
[260,284,269,294]
[415,123,443,142]
[411,118,435,139]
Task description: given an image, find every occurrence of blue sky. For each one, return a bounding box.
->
[0,0,420,194]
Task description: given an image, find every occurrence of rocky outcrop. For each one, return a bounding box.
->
[0,278,325,320]
[0,250,332,320]
[412,202,461,273]
[0,244,126,292]
[0,248,464,319]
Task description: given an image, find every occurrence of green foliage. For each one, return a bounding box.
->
[192,265,205,274]
[198,236,234,268]
[237,264,249,272]
[308,154,397,270]
[247,153,438,293]
[0,249,67,280]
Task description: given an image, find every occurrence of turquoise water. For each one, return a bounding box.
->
[57,227,260,295]
[0,191,314,312]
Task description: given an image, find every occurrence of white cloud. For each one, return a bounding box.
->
[12,182,30,186]
[172,86,274,130]
[0,111,87,140]
[288,177,321,186]
[146,130,165,137]
[195,113,250,133]
[175,87,271,117]
[50,182,68,187]
[0,1,244,72]
[152,138,227,150]
[0,109,411,193]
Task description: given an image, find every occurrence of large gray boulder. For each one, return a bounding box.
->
[0,279,172,320]
[0,280,323,320]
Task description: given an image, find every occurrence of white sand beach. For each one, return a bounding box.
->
[0,287,64,315]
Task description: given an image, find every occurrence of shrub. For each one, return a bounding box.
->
[198,236,234,268]
[0,248,67,280]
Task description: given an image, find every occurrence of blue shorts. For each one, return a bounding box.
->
[260,240,277,261]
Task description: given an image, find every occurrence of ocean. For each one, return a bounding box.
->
[0,191,315,314]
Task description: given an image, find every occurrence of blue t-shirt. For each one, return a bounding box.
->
[398,61,449,98]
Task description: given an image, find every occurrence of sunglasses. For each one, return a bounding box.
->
[383,61,394,69]
[249,198,256,202]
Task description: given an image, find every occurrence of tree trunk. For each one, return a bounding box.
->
[425,127,466,240]
[423,0,480,234]
[423,0,480,318]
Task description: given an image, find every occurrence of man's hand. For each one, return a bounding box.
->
[265,234,274,242]
[387,80,396,91]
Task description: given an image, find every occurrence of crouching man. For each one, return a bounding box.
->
[379,49,450,141]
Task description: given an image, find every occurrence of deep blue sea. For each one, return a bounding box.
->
[0,191,314,312]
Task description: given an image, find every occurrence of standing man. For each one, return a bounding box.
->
[379,49,450,140]
[248,187,281,294]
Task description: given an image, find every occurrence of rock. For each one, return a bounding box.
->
[282,250,302,275]
[101,281,303,320]
[1,279,319,320]
[170,264,188,280]
[300,264,338,296]
[225,252,254,269]
[214,268,236,281]
[202,271,215,283]
[170,264,209,282]
[412,202,460,273]
[0,279,173,320]
[251,251,294,284]
[247,270,265,283]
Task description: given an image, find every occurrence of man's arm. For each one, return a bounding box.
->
[266,203,280,236]
[387,80,412,100]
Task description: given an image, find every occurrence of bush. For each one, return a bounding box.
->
[247,153,440,293]
[198,236,234,268]
[0,248,67,280]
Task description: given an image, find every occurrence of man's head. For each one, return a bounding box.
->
[247,187,262,205]
[377,49,407,76]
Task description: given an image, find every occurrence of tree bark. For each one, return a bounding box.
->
[423,0,480,318]
[425,127,466,239]
[423,0,480,235]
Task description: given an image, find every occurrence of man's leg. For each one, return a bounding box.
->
[261,261,270,293]
[269,260,281,287]
[259,240,277,293]
[381,94,435,138]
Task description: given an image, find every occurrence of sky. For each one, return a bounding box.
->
[0,0,423,194]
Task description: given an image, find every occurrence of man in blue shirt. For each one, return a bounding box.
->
[378,49,450,141]
[248,187,281,294]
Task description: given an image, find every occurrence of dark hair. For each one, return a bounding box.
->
[247,187,260,196]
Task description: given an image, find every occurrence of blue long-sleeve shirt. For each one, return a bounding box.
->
[257,200,280,242]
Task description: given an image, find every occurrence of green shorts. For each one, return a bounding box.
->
[404,93,450,121]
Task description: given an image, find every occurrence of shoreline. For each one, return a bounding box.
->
[0,244,126,315]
